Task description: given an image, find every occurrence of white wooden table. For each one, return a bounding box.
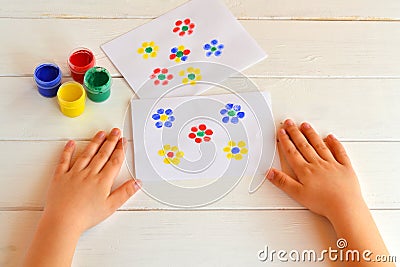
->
[1,1,400,266]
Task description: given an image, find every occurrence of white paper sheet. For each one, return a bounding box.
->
[102,0,266,98]
[130,91,277,189]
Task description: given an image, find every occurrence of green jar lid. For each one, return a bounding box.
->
[83,66,112,103]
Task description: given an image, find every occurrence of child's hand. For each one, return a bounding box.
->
[23,129,141,267]
[267,119,364,223]
[267,119,395,266]
[43,128,141,235]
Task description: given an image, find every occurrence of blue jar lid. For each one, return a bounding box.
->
[34,63,62,88]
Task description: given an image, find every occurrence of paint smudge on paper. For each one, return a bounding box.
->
[220,103,245,124]
[179,67,202,85]
[223,140,248,160]
[137,41,159,59]
[152,108,175,128]
[150,68,174,86]
[188,124,213,143]
[204,39,224,57]
[158,144,184,165]
[173,18,195,36]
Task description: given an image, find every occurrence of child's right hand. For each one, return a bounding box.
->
[267,119,366,224]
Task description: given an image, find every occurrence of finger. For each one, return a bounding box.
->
[100,138,126,187]
[107,179,141,212]
[266,168,303,201]
[54,140,75,175]
[277,141,299,182]
[72,131,107,171]
[278,127,309,172]
[325,134,351,166]
[300,122,335,161]
[88,128,121,173]
[283,119,319,162]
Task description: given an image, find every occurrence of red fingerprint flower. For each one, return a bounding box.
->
[173,18,195,37]
[188,123,213,143]
[150,68,174,86]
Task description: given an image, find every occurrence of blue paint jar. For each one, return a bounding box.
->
[34,63,62,97]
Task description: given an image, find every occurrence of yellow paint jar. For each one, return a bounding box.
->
[57,81,86,118]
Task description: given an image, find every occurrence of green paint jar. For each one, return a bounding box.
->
[83,67,112,102]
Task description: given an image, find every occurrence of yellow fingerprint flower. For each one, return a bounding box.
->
[158,144,184,165]
[179,67,202,85]
[137,41,159,59]
[223,140,248,160]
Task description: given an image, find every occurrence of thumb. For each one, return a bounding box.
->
[267,168,302,200]
[107,179,141,211]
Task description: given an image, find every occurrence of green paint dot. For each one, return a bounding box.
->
[145,47,153,53]
[176,51,184,57]
[188,73,196,80]
[182,26,189,31]
[197,131,205,137]
[211,46,217,52]
[158,74,166,80]
[228,110,236,116]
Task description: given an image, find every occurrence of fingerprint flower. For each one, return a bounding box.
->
[223,141,248,160]
[150,68,174,86]
[152,108,175,128]
[179,67,202,85]
[204,39,224,57]
[188,124,213,143]
[158,144,184,165]
[220,103,245,124]
[169,45,191,62]
[137,41,159,59]
[173,18,195,36]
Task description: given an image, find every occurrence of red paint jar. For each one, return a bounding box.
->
[68,48,95,84]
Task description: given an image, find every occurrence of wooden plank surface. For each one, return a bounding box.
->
[1,210,398,267]
[1,19,400,77]
[1,0,400,20]
[1,0,399,266]
[0,77,399,141]
[0,140,398,209]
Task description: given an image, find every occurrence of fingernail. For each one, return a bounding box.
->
[279,129,286,135]
[66,140,74,148]
[133,179,142,191]
[329,134,337,140]
[285,119,294,126]
[302,123,311,129]
[121,137,127,144]
[97,131,106,139]
[266,170,275,180]
[111,128,120,136]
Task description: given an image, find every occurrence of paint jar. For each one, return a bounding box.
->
[83,67,112,103]
[34,63,62,97]
[68,48,95,84]
[57,81,86,118]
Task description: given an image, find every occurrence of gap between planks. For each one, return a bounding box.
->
[2,16,400,22]
[3,74,400,79]
[1,139,400,143]
[1,207,399,212]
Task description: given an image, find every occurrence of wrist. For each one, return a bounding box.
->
[40,211,84,238]
[328,199,370,234]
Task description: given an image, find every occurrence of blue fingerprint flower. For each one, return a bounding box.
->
[220,103,245,124]
[203,39,224,57]
[152,108,175,128]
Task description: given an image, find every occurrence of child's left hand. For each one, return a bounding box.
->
[43,128,141,235]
